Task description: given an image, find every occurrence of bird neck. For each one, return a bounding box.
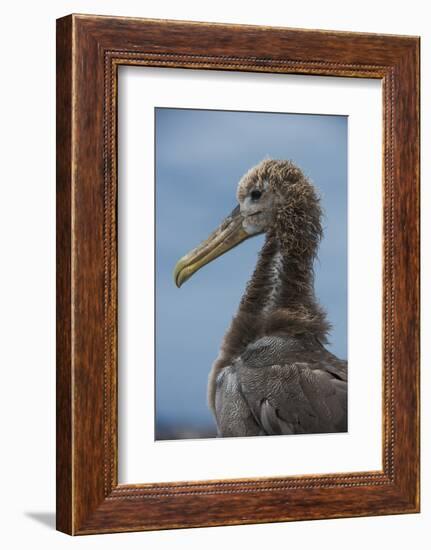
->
[234,233,329,342]
[239,235,314,311]
[210,232,330,403]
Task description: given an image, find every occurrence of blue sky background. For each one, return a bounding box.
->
[155,108,347,439]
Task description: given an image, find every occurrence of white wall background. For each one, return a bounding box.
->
[0,1,428,548]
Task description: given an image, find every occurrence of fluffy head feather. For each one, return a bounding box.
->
[236,159,323,258]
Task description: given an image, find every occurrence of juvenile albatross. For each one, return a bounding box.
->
[174,159,347,437]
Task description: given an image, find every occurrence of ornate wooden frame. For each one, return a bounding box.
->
[56,14,420,535]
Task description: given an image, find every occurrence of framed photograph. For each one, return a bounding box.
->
[56,14,420,534]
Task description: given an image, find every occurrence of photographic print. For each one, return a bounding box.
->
[156,107,347,440]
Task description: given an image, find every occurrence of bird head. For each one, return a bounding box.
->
[174,159,322,288]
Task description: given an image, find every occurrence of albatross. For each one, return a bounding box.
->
[174,159,347,437]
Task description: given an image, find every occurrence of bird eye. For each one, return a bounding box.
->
[250,189,262,201]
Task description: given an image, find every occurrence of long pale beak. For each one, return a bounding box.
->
[174,205,250,288]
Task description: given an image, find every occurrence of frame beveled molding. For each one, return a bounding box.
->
[57,14,419,535]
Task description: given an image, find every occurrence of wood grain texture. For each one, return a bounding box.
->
[56,16,73,535]
[56,14,420,535]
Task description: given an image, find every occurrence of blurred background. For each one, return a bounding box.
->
[155,108,347,440]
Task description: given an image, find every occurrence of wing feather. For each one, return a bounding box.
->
[214,336,347,436]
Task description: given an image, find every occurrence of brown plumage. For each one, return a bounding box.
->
[174,159,347,437]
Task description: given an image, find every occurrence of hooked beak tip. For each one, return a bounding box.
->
[173,205,249,289]
[173,259,186,288]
